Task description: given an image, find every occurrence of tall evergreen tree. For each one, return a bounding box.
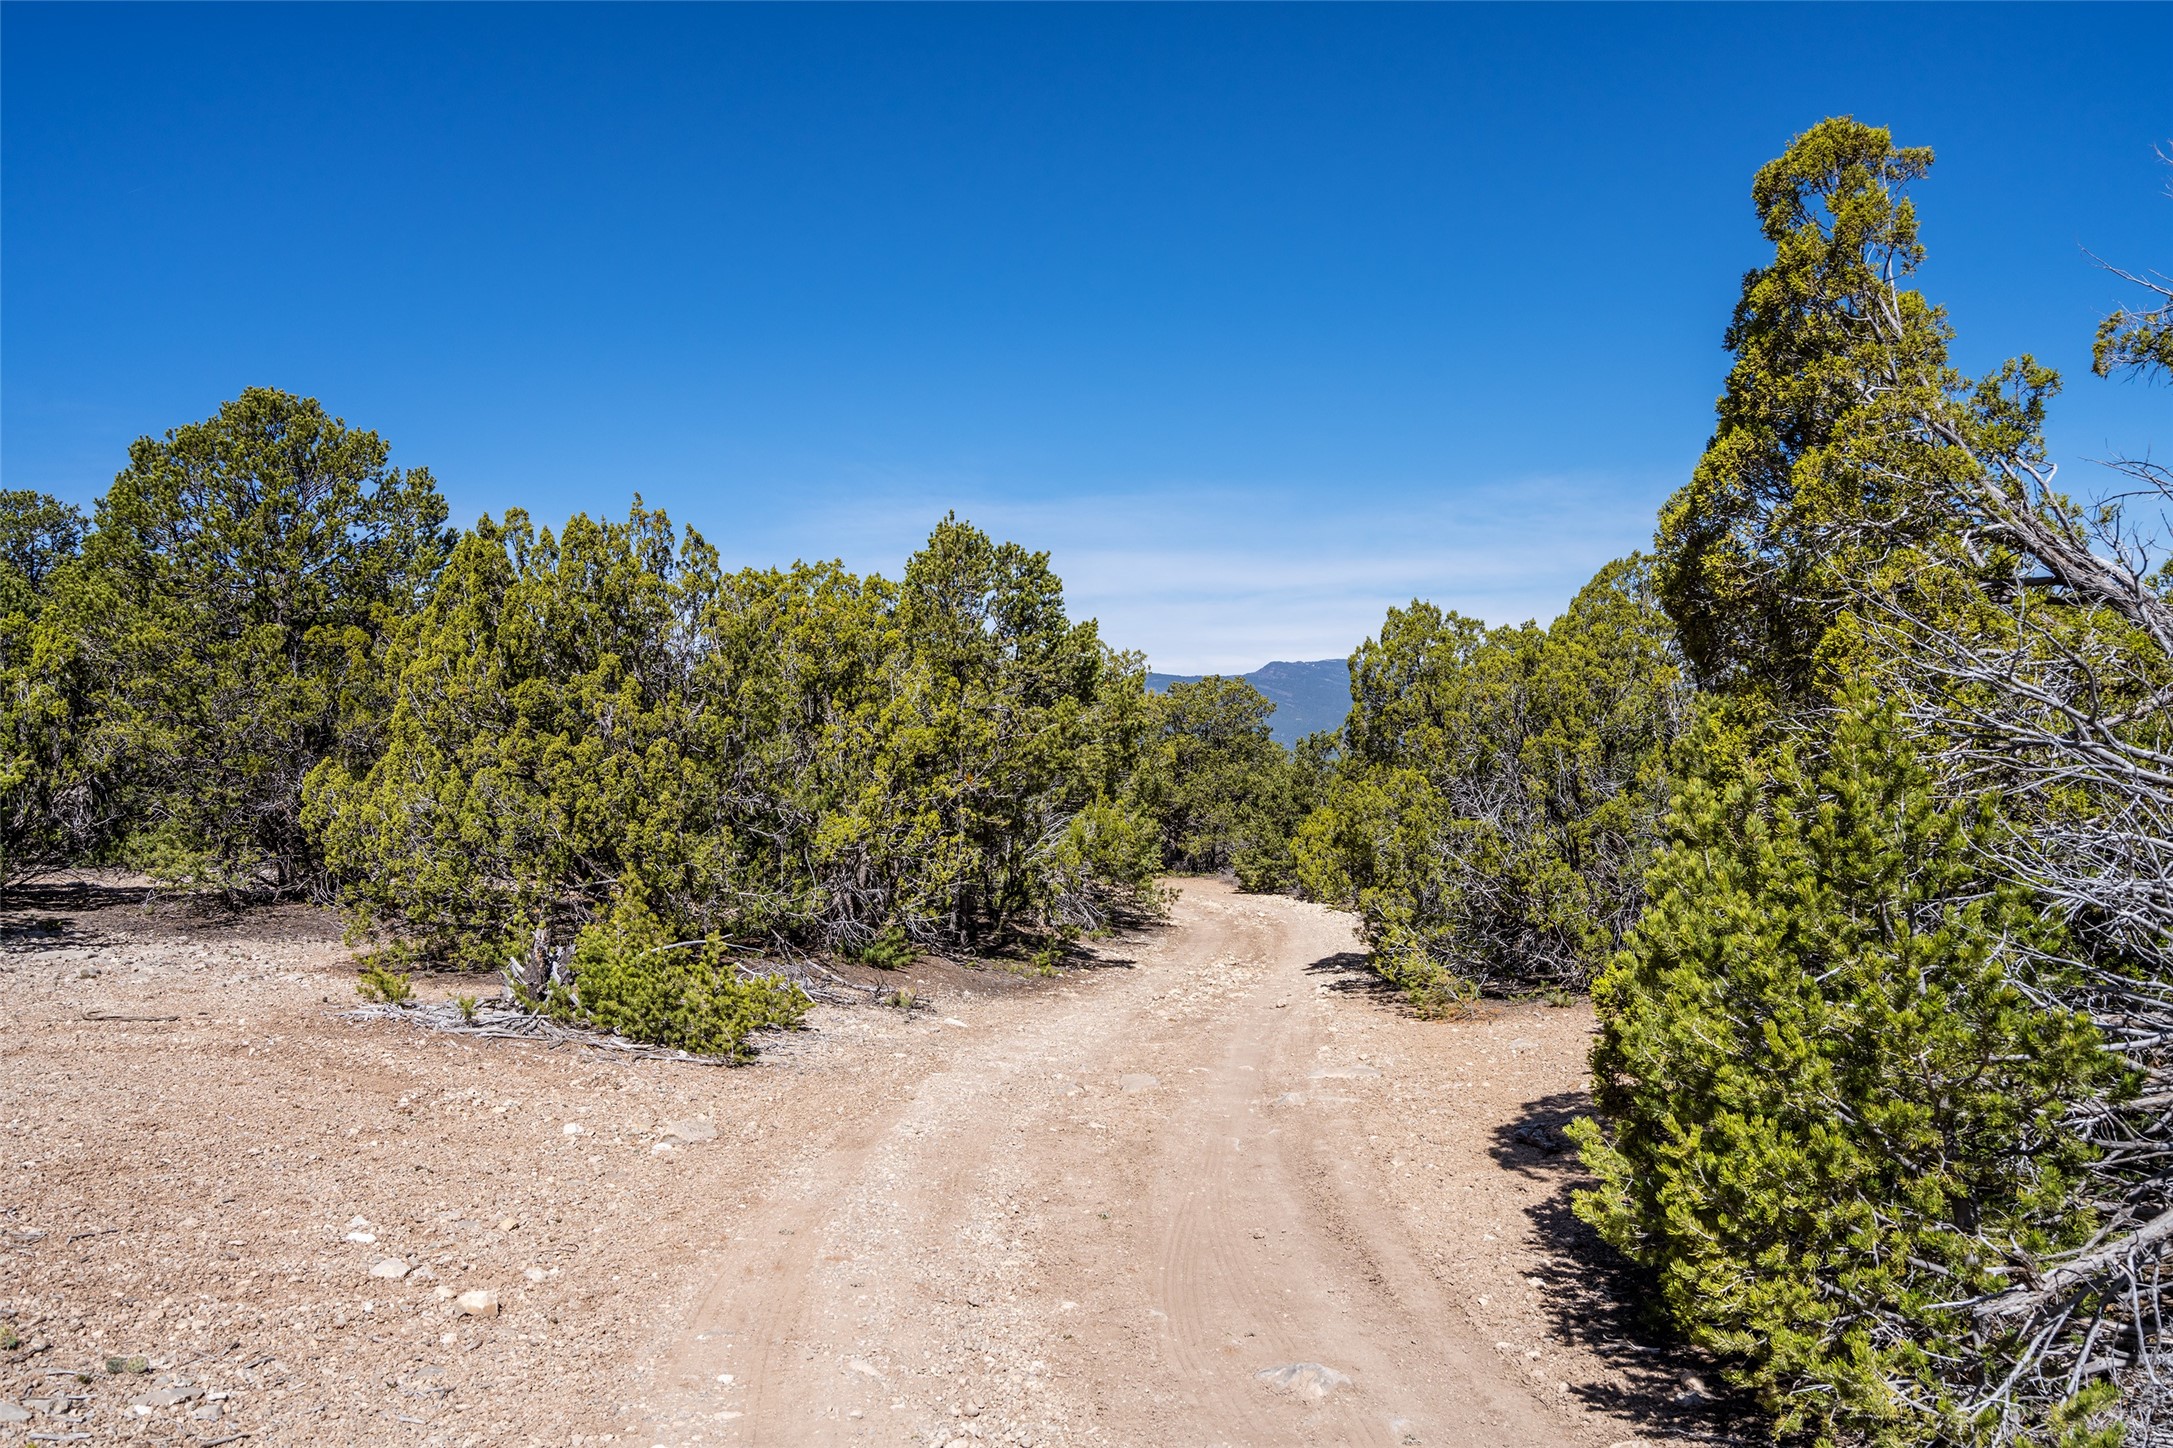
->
[64,388,449,895]
[1653,117,1967,704]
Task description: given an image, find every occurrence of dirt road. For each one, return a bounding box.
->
[4,878,1715,1446]
[639,881,1671,1448]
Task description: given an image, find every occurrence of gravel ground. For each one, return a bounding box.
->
[1,875,1740,1447]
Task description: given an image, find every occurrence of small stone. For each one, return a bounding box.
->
[649,1142,675,1155]
[190,1403,224,1421]
[524,1267,547,1283]
[348,1215,370,1228]
[662,1119,717,1143]
[1255,1362,1352,1400]
[561,1123,583,1136]
[1119,1073,1158,1091]
[497,1217,518,1231]
[370,1259,411,1280]
[433,1285,455,1300]
[847,1357,885,1382]
[344,1231,376,1245]
[134,1385,204,1408]
[454,1289,499,1317]
[0,1403,29,1425]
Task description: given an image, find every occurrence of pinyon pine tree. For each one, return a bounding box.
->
[1570,689,2121,1447]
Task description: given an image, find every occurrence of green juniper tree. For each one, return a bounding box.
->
[1294,555,1684,1000]
[1,491,92,886]
[307,506,1163,979]
[62,388,450,897]
[1136,675,1301,876]
[1583,117,2168,1442]
[1653,117,1969,705]
[305,503,716,966]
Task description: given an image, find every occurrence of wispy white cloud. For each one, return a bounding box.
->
[716,472,1675,675]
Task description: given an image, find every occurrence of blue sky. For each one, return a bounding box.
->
[5,4,2167,672]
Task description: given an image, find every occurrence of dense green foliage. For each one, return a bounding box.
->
[1576,117,2166,1443]
[1135,675,1320,882]
[4,393,449,894]
[1,491,91,883]
[1293,555,1685,1001]
[19,390,453,896]
[1652,118,1969,705]
[7,397,1163,1055]
[1571,691,2118,1446]
[305,505,1161,969]
[536,887,810,1060]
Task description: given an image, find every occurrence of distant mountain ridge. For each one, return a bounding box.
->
[1146,658,1351,747]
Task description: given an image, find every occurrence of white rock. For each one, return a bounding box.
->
[0,1404,29,1425]
[662,1118,717,1143]
[343,1231,376,1245]
[1254,1362,1352,1400]
[455,1289,500,1317]
[562,1122,584,1136]
[1118,1074,1158,1092]
[370,1259,410,1280]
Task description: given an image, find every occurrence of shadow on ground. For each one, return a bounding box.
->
[2,874,153,916]
[1303,949,1402,1001]
[1497,1091,1763,1444]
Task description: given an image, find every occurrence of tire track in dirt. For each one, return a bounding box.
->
[641,882,1601,1447]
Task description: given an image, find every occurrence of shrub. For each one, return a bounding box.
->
[1136,676,1298,875]
[850,925,915,970]
[64,390,448,897]
[307,507,1161,965]
[538,888,808,1059]
[1295,557,1685,995]
[1569,691,2121,1445]
[355,962,414,1005]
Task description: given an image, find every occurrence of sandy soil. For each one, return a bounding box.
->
[2,876,1742,1447]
